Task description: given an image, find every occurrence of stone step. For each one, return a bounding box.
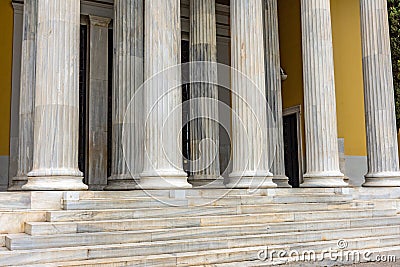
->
[62,198,188,210]
[25,209,396,235]
[77,188,351,199]
[46,202,374,222]
[2,233,400,266]
[7,216,400,250]
[27,244,400,267]
[63,195,354,210]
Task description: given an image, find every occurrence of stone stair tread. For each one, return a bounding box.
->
[46,203,376,222]
[10,223,400,252]
[29,209,397,236]
[5,235,400,267]
[26,208,396,235]
[13,215,400,238]
[63,195,354,210]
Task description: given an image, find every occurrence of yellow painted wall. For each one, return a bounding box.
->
[331,0,366,156]
[278,0,367,157]
[0,0,13,156]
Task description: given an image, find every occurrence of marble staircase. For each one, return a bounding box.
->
[1,189,400,266]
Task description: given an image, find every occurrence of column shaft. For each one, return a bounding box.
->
[264,0,290,188]
[139,0,191,189]
[300,0,347,187]
[106,0,144,190]
[23,0,87,190]
[360,0,400,187]
[189,0,223,187]
[228,0,276,188]
[9,0,37,190]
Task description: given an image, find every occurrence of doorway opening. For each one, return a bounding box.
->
[283,106,303,188]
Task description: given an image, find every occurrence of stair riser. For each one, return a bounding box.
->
[8,217,400,250]
[26,209,396,235]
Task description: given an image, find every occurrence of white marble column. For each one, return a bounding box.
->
[227,0,276,188]
[139,0,191,189]
[300,0,347,187]
[106,0,144,190]
[264,0,290,188]
[22,0,87,190]
[87,16,111,190]
[360,0,400,187]
[188,0,223,187]
[9,0,37,190]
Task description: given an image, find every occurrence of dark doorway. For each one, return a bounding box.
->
[283,113,300,187]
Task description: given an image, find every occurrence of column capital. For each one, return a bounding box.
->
[89,15,111,28]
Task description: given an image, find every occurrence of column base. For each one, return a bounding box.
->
[139,170,192,189]
[88,184,107,191]
[188,176,226,188]
[22,176,88,191]
[363,172,400,187]
[227,171,277,189]
[301,172,348,188]
[104,174,139,190]
[272,175,292,188]
[8,175,28,191]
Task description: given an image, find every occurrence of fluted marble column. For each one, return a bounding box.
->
[227,0,276,188]
[139,0,191,189]
[23,0,87,190]
[188,0,223,187]
[360,0,400,187]
[264,0,290,188]
[300,0,347,187]
[9,0,37,190]
[106,0,144,190]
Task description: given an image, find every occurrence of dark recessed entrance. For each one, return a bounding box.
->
[283,113,300,188]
